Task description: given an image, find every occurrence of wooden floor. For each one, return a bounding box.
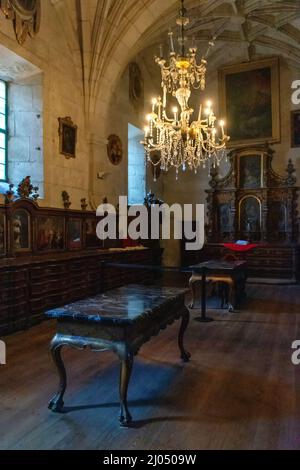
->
[1,282,300,450]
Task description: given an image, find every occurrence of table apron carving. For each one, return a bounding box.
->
[46,285,191,427]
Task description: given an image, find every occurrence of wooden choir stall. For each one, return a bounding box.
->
[0,194,162,336]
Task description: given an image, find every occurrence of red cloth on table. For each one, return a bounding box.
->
[121,238,140,248]
[223,243,259,252]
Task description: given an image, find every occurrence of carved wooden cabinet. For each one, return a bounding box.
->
[206,145,299,243]
[181,145,300,280]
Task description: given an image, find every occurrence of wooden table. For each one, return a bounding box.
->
[189,260,247,321]
[45,284,190,427]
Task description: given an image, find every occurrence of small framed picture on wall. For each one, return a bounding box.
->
[291,110,300,147]
[58,116,77,159]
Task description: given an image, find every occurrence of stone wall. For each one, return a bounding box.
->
[0,0,88,209]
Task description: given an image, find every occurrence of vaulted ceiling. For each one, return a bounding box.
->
[56,0,300,119]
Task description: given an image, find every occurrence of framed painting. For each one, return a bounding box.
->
[239,196,262,240]
[12,209,31,252]
[0,212,5,256]
[37,216,64,251]
[129,62,144,110]
[238,154,263,189]
[58,116,77,159]
[107,134,123,165]
[291,110,300,147]
[68,218,82,250]
[219,58,280,147]
[85,217,98,248]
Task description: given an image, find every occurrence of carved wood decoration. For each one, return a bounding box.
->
[0,0,41,45]
[206,145,299,244]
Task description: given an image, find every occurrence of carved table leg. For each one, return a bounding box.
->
[178,308,191,362]
[118,346,134,427]
[228,281,235,312]
[48,336,67,413]
[189,275,197,309]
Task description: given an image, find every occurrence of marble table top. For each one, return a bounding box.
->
[45,284,187,326]
[190,260,247,272]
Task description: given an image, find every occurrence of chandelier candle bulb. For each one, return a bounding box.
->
[152,98,157,112]
[173,107,178,122]
[168,29,175,53]
[220,120,225,137]
[159,44,163,58]
[198,104,202,122]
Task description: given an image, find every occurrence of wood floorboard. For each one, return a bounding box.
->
[1,283,300,450]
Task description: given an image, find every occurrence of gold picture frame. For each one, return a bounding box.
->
[58,116,78,159]
[219,57,280,147]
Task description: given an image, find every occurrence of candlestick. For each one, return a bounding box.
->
[159,44,163,58]
[163,87,167,109]
[219,120,225,137]
[152,98,157,113]
[173,106,178,122]
[198,104,202,122]
[168,29,175,53]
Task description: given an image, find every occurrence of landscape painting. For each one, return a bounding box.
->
[219,58,280,146]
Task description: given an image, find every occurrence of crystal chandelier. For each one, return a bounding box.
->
[142,0,230,179]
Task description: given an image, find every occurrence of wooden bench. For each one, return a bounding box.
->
[45,284,190,427]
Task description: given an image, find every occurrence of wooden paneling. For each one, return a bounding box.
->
[0,248,160,336]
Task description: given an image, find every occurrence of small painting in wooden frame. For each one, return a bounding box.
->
[219,57,280,147]
[85,217,98,248]
[129,62,144,110]
[291,110,300,148]
[68,218,82,250]
[107,134,123,165]
[238,154,263,189]
[37,216,64,251]
[12,209,31,252]
[58,116,77,159]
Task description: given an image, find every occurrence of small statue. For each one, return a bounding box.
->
[5,183,15,204]
[62,191,71,209]
[17,176,39,200]
[81,198,88,211]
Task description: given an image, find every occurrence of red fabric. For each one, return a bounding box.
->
[121,238,140,248]
[223,243,259,252]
